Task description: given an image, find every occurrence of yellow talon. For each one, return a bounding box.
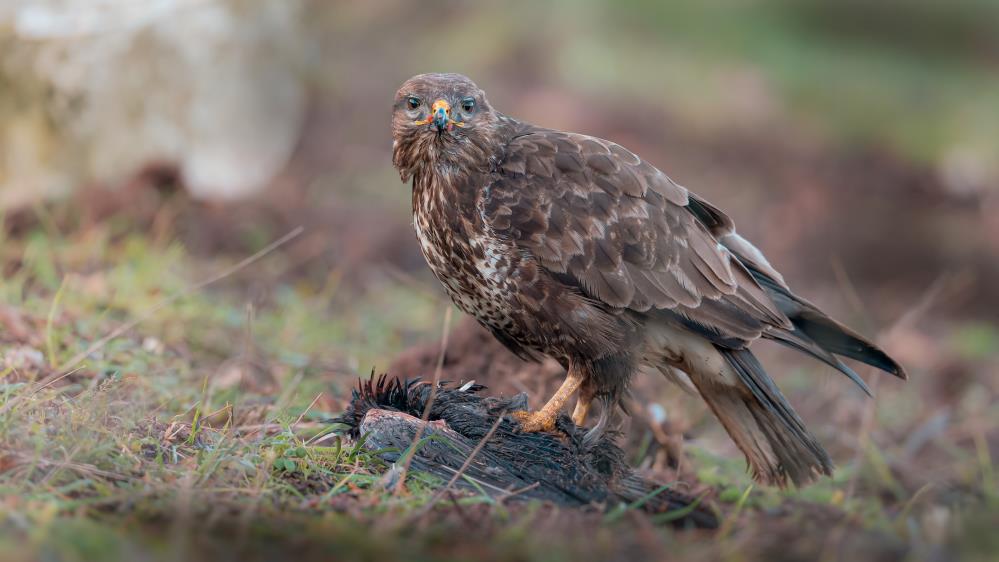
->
[512,366,586,433]
[513,410,558,433]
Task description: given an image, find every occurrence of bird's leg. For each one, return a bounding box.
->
[571,385,594,427]
[513,367,584,433]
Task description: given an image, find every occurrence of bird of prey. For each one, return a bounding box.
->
[391,73,906,487]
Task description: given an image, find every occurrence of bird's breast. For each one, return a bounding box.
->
[413,178,520,332]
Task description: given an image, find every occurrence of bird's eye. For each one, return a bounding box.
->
[406,96,421,110]
[461,97,475,113]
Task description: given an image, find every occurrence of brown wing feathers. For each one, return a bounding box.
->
[744,259,907,381]
[487,126,902,386]
[396,74,906,488]
[708,348,834,486]
[687,194,906,385]
[486,129,788,340]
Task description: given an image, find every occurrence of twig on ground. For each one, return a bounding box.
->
[393,305,453,495]
[495,481,541,503]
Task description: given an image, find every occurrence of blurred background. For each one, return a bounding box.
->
[4,0,998,311]
[1,1,998,559]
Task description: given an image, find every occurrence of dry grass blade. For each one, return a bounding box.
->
[3,450,131,482]
[24,226,305,394]
[495,481,541,503]
[0,366,86,417]
[392,305,453,495]
[406,408,507,521]
[843,273,951,501]
[294,393,325,427]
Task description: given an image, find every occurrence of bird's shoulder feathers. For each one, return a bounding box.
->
[480,126,790,346]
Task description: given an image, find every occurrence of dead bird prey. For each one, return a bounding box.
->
[391,72,906,487]
[334,375,718,528]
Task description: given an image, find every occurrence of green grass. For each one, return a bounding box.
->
[0,215,450,561]
[1,204,997,561]
[2,1,998,558]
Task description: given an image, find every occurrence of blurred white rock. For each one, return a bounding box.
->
[0,0,309,205]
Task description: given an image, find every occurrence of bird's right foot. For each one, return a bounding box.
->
[512,410,558,433]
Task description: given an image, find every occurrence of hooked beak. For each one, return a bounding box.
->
[431,99,450,132]
[413,99,464,132]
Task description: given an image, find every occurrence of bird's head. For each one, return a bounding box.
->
[391,73,498,182]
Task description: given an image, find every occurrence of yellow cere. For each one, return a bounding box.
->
[414,98,466,128]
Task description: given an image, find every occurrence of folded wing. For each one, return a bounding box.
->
[482,128,790,348]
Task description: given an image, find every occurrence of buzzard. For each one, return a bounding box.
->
[391,73,906,487]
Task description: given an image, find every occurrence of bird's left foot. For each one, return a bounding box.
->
[512,410,558,433]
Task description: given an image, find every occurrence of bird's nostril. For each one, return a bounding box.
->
[433,107,449,130]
